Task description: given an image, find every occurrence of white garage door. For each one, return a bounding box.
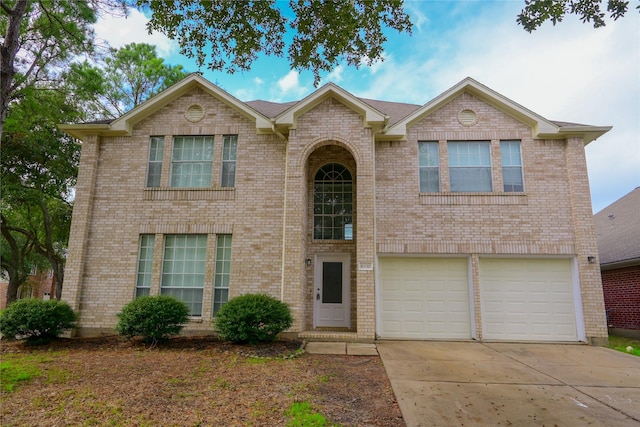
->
[378,257,471,339]
[480,258,578,341]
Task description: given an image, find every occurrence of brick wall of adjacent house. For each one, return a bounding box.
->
[602,265,640,330]
[0,271,55,310]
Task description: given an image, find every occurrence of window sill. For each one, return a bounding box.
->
[312,239,355,244]
[143,187,235,201]
[188,317,203,323]
[419,192,527,205]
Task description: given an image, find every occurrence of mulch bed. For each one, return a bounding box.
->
[1,335,405,426]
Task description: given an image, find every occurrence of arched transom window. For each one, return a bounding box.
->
[313,163,353,240]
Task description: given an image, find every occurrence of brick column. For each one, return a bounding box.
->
[62,136,100,316]
[566,137,608,345]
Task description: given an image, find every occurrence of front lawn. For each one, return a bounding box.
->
[0,336,403,426]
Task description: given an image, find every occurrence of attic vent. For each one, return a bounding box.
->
[185,105,205,122]
[458,109,478,127]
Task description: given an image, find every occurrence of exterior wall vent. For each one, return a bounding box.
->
[186,105,205,122]
[458,109,478,127]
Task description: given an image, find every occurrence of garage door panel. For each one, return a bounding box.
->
[379,257,471,339]
[480,258,577,342]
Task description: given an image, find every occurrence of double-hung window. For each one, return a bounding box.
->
[161,235,207,316]
[221,135,238,187]
[135,235,155,297]
[500,140,524,192]
[213,235,232,314]
[146,137,164,187]
[448,141,492,192]
[418,141,440,192]
[170,136,214,188]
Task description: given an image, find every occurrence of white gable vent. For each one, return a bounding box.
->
[185,104,205,122]
[458,109,478,127]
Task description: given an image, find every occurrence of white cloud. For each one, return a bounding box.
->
[276,70,308,99]
[253,77,264,85]
[323,65,344,84]
[93,8,177,57]
[404,3,430,32]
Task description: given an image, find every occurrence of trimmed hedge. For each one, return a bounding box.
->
[214,294,293,344]
[0,299,77,344]
[116,295,190,342]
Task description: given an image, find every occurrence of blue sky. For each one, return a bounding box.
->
[94,1,639,213]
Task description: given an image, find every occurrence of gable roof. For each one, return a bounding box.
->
[60,74,610,144]
[59,73,272,140]
[272,82,388,133]
[381,77,610,143]
[594,187,640,268]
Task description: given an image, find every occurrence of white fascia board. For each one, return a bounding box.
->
[57,123,115,140]
[276,82,386,128]
[550,126,613,145]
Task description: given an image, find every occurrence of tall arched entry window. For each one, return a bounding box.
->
[313,163,353,240]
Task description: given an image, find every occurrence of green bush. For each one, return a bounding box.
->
[116,295,190,342]
[214,293,293,344]
[0,299,77,344]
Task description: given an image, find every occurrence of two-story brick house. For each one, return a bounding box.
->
[60,74,610,344]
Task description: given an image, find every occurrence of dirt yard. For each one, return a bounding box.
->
[1,336,404,426]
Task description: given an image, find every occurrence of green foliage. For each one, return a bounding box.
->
[518,0,636,32]
[609,335,640,357]
[116,295,190,342]
[138,0,412,85]
[102,43,188,116]
[214,294,293,344]
[0,299,77,343]
[286,402,331,427]
[0,360,40,392]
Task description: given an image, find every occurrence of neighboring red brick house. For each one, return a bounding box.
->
[594,187,640,337]
[59,74,610,344]
[0,269,55,310]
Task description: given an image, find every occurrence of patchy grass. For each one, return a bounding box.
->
[286,401,334,427]
[0,336,403,426]
[0,353,66,392]
[609,335,640,357]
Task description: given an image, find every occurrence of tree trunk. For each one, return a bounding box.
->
[0,0,30,142]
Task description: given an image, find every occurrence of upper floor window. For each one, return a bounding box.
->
[500,140,524,192]
[448,141,492,192]
[147,137,164,187]
[221,135,238,188]
[170,136,214,188]
[418,141,440,192]
[313,163,353,240]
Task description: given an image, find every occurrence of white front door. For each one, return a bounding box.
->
[314,254,350,328]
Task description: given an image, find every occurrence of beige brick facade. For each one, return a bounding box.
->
[61,75,609,343]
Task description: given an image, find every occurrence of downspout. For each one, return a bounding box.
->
[371,115,388,338]
[272,119,289,302]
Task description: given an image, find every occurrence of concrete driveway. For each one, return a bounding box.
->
[377,341,640,426]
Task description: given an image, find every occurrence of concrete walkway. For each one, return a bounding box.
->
[377,341,640,427]
[304,341,378,356]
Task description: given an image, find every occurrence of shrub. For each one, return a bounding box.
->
[0,299,77,344]
[214,293,293,344]
[116,295,190,342]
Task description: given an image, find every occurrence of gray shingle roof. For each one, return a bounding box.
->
[246,97,422,126]
[594,187,640,266]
